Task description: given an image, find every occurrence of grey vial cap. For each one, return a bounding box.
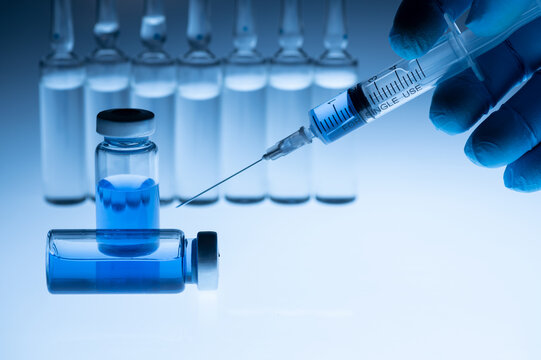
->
[97,108,155,138]
[195,231,219,291]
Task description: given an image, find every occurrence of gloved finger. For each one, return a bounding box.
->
[504,144,541,192]
[464,70,541,168]
[466,0,533,37]
[429,18,541,135]
[389,0,472,60]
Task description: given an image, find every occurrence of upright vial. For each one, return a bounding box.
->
[221,0,267,203]
[85,0,130,199]
[131,0,176,204]
[176,0,221,204]
[312,0,358,204]
[267,0,313,204]
[95,109,160,229]
[39,0,86,204]
[46,229,219,294]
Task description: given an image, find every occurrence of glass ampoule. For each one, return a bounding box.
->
[312,0,358,204]
[131,0,176,204]
[39,0,86,204]
[95,109,159,230]
[176,0,221,204]
[267,0,313,204]
[46,229,219,294]
[85,0,130,199]
[221,0,267,203]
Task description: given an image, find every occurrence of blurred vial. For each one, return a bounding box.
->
[46,229,219,294]
[95,109,159,229]
[312,0,359,204]
[39,0,86,204]
[85,0,130,199]
[131,0,176,204]
[176,0,221,205]
[221,0,267,203]
[267,0,313,204]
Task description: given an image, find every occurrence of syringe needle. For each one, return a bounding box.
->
[176,158,264,208]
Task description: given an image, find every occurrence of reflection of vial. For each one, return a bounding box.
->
[267,0,313,204]
[85,0,130,199]
[95,109,159,229]
[222,0,267,203]
[176,0,221,204]
[313,0,358,204]
[39,0,86,204]
[46,229,219,294]
[131,0,176,204]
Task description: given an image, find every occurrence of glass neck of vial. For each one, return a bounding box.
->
[50,0,74,56]
[140,0,166,52]
[232,0,257,56]
[187,0,211,52]
[276,0,305,57]
[320,0,353,62]
[104,136,150,148]
[94,0,120,49]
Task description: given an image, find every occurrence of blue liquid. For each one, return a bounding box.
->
[96,174,160,229]
[47,254,184,294]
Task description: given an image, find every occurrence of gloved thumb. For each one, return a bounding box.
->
[466,0,533,37]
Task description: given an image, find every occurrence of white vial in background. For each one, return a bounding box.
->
[39,0,86,204]
[176,0,221,205]
[131,0,176,203]
[221,0,267,203]
[85,0,130,199]
[267,0,313,204]
[312,0,359,204]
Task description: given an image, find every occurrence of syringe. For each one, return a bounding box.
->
[177,2,541,207]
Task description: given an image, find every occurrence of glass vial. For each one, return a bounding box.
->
[131,0,176,204]
[176,0,221,205]
[46,229,219,294]
[313,0,358,204]
[95,109,159,229]
[221,0,267,203]
[85,0,130,199]
[39,0,86,204]
[267,0,313,204]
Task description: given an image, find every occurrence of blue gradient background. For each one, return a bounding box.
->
[2,0,541,358]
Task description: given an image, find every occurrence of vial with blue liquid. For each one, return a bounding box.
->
[46,229,219,294]
[95,109,160,230]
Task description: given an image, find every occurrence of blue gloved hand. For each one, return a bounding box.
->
[389,0,541,192]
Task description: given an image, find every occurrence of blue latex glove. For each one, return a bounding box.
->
[390,0,541,192]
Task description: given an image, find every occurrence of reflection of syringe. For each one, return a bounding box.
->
[178,3,541,207]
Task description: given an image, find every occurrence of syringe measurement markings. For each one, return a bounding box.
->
[368,93,376,105]
[415,69,422,80]
[312,114,324,134]
[393,81,400,91]
[331,114,338,127]
[333,104,345,123]
[415,59,426,77]
[402,76,409,86]
[388,83,395,94]
[374,83,384,99]
[381,86,388,98]
[340,110,348,120]
[411,72,418,82]
[407,73,413,84]
[395,71,405,88]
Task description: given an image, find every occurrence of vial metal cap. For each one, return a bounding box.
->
[97,108,155,138]
[195,231,219,290]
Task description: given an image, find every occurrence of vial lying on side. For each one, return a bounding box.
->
[46,229,219,294]
[95,109,160,230]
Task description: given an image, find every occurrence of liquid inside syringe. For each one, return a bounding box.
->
[177,4,541,207]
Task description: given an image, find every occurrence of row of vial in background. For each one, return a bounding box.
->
[40,0,360,206]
